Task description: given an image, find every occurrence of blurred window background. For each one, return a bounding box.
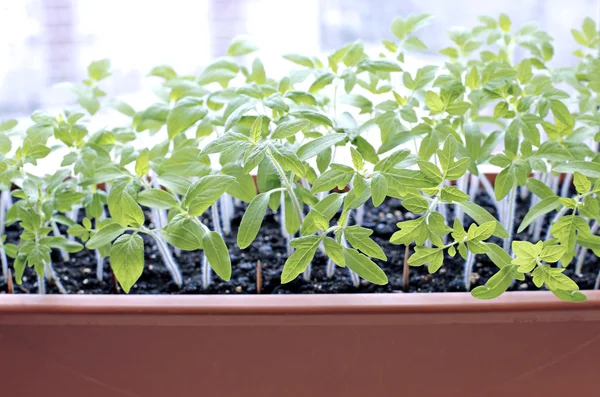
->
[0,0,597,118]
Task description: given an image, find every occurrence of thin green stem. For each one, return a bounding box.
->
[267,150,304,224]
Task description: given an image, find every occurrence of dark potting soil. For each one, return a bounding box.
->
[1,190,599,295]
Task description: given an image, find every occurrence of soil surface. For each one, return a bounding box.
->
[1,189,598,295]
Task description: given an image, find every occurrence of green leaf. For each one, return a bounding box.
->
[402,196,429,213]
[272,118,310,139]
[344,226,386,260]
[0,119,17,132]
[343,247,388,285]
[251,115,267,144]
[391,17,406,39]
[297,134,346,161]
[135,149,149,177]
[371,173,388,207]
[554,162,600,179]
[471,265,514,299]
[457,201,508,239]
[391,217,428,246]
[202,231,231,281]
[301,194,344,236]
[498,13,511,32]
[512,241,540,273]
[494,166,515,201]
[108,178,145,228]
[309,72,335,93]
[268,144,306,177]
[281,236,322,283]
[485,243,513,269]
[532,266,579,291]
[238,193,270,249]
[425,91,444,113]
[440,186,469,203]
[110,234,144,293]
[552,289,587,302]
[227,36,258,56]
[183,175,236,216]
[403,36,428,51]
[86,223,126,250]
[526,178,556,200]
[573,172,590,194]
[517,196,560,233]
[88,59,111,81]
[466,221,496,242]
[540,245,567,263]
[408,246,444,273]
[283,54,316,68]
[550,215,588,264]
[311,165,354,193]
[137,188,177,210]
[323,237,345,267]
[167,98,207,139]
[162,214,205,251]
[40,236,84,253]
[465,67,480,89]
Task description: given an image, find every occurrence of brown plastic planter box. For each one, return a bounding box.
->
[1,291,600,397]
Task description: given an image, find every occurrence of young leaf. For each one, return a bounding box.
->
[86,223,126,250]
[297,134,346,161]
[202,231,232,281]
[272,118,310,139]
[281,236,322,283]
[238,193,270,249]
[344,226,387,260]
[109,178,145,228]
[408,246,444,273]
[183,175,236,216]
[167,98,207,139]
[137,188,177,210]
[517,196,560,233]
[110,234,145,293]
[471,265,514,300]
[323,237,345,267]
[371,173,388,207]
[162,215,205,250]
[456,201,508,238]
[343,247,388,285]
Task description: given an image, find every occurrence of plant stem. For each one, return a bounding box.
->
[455,174,467,224]
[95,209,106,280]
[202,203,224,289]
[202,253,212,289]
[503,187,517,253]
[479,174,501,219]
[45,261,67,294]
[326,209,352,279]
[149,232,183,287]
[219,194,233,236]
[267,150,304,224]
[0,248,7,282]
[575,221,599,275]
[280,193,293,256]
[51,219,70,262]
[0,190,6,237]
[37,273,45,294]
[463,252,476,290]
[402,245,410,291]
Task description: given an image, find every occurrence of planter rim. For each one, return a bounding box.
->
[1,291,599,315]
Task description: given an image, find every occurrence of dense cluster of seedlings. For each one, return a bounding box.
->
[0,14,599,301]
